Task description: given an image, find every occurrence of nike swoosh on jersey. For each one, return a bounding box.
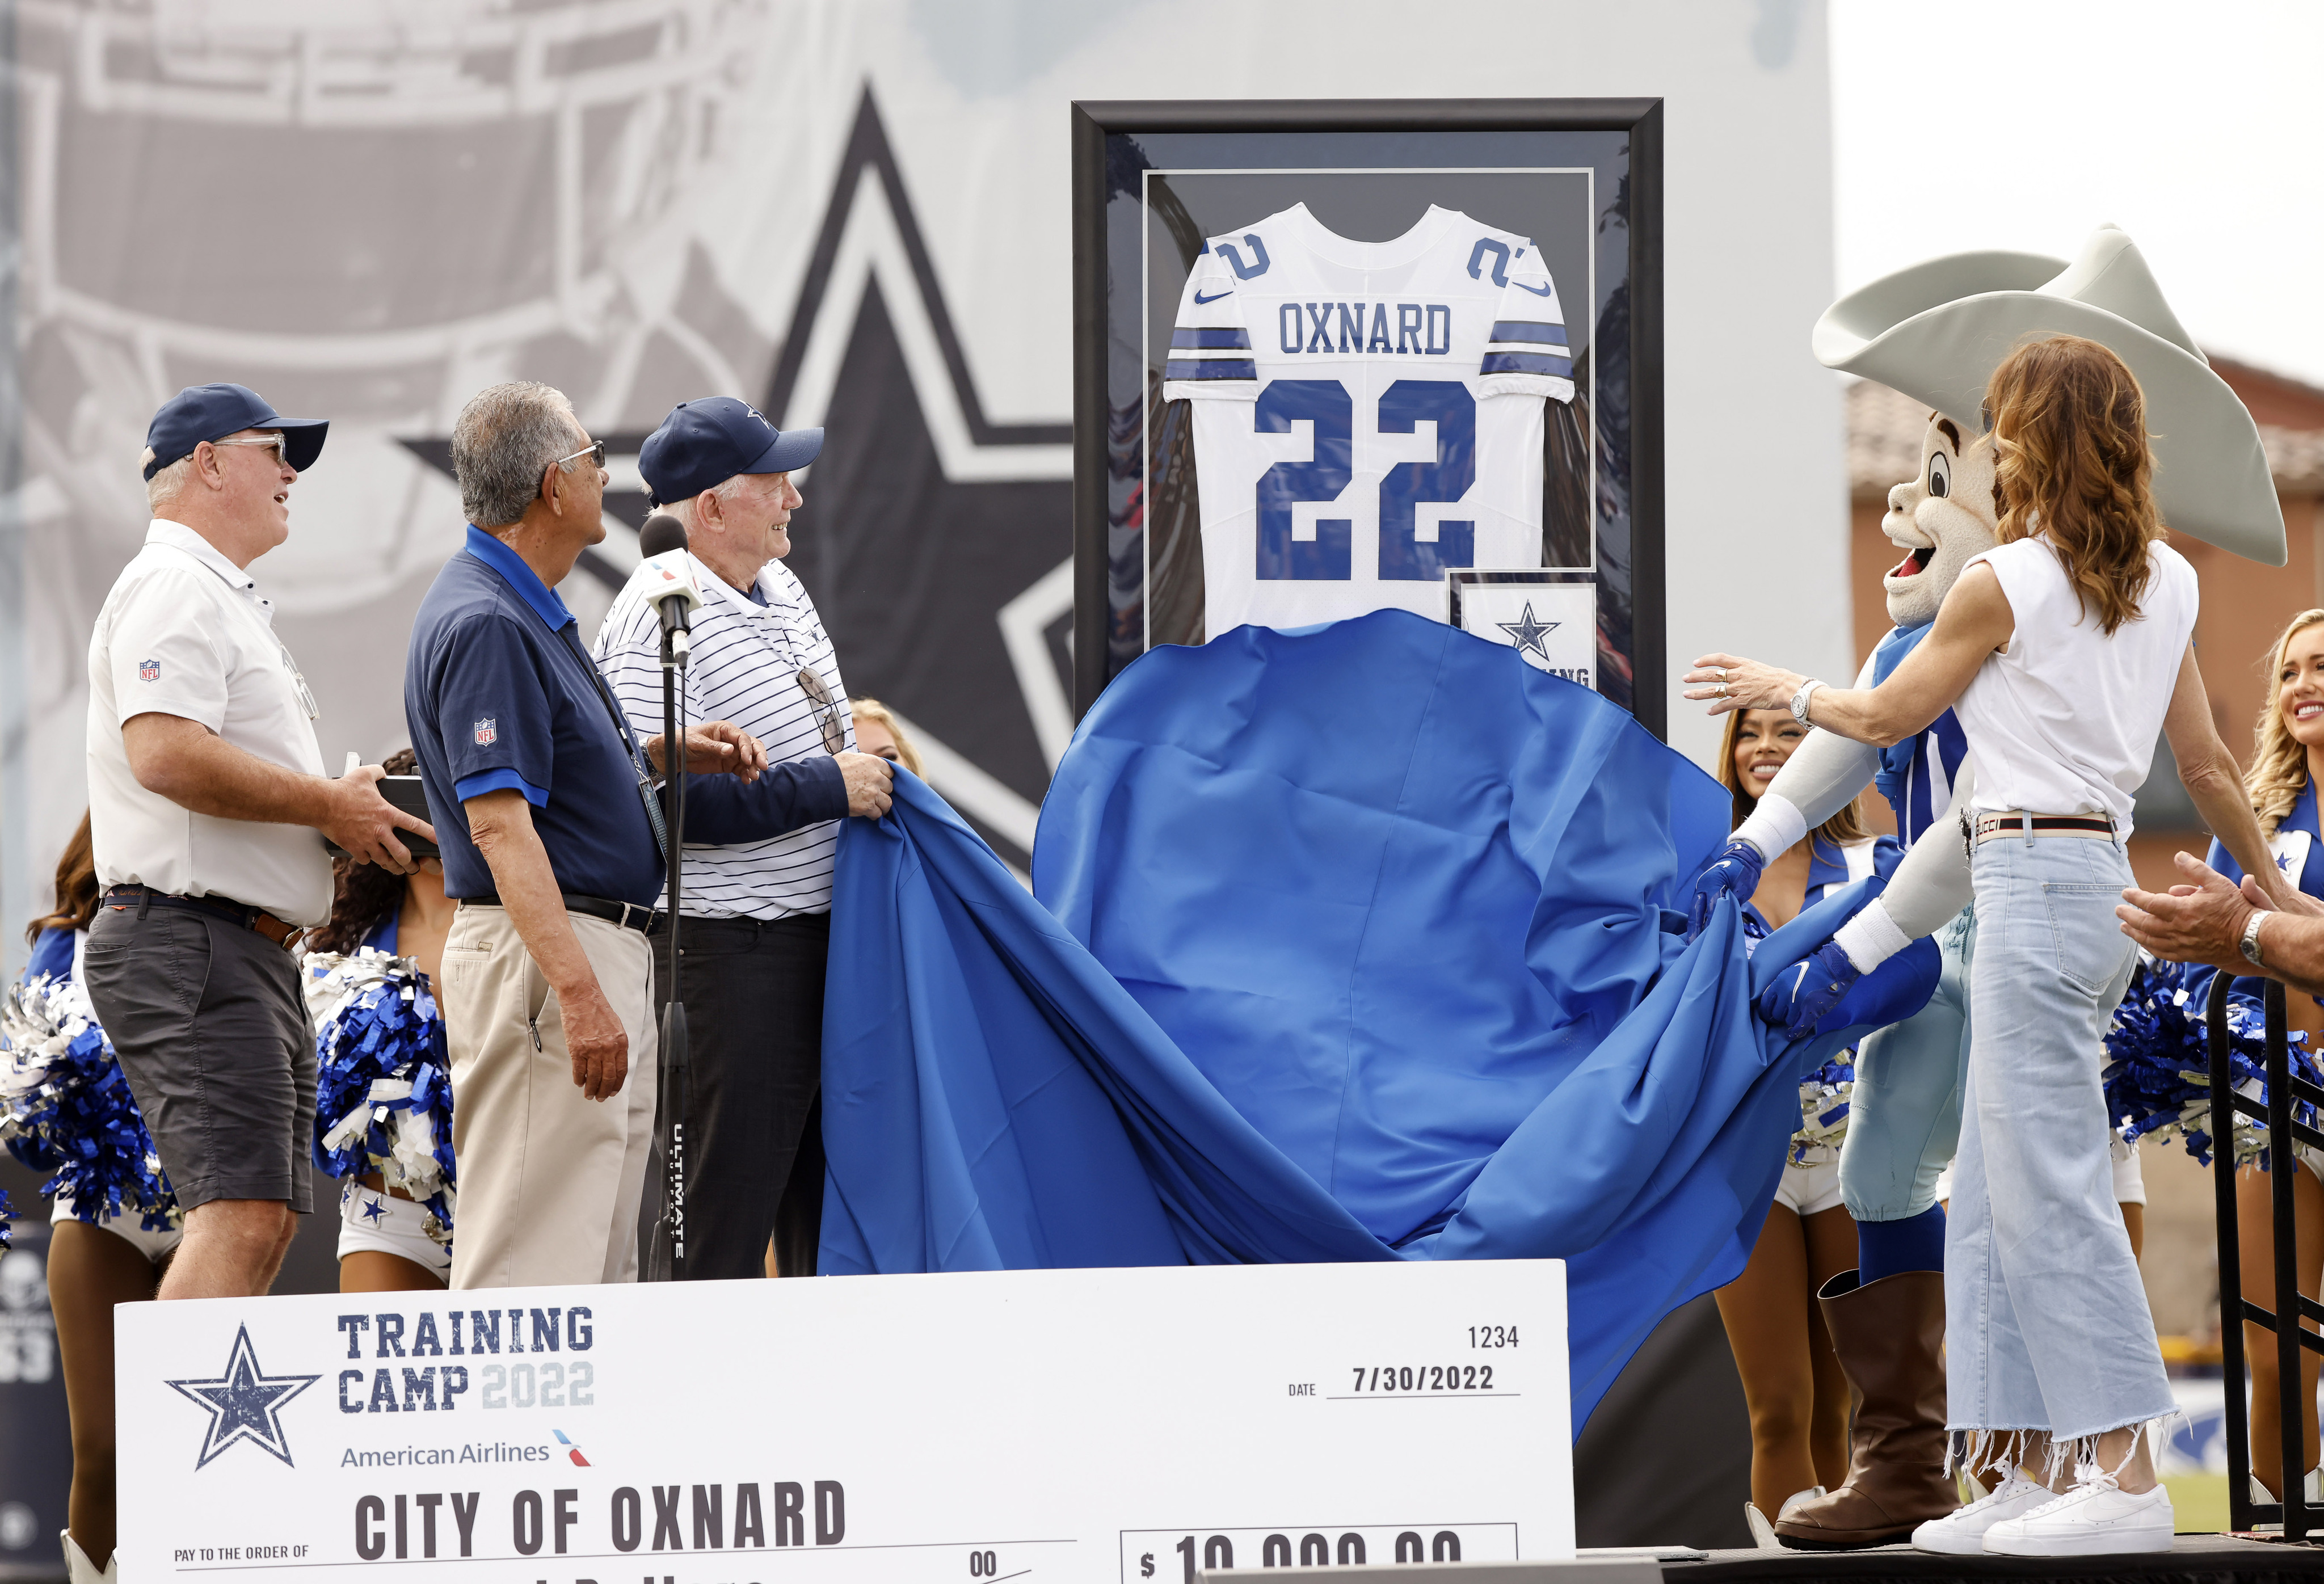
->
[1512,280,1557,297]
[1194,288,1234,305]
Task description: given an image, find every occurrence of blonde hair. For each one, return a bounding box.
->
[1985,334,2163,635]
[848,696,923,776]
[1714,707,1867,846]
[2246,609,2324,835]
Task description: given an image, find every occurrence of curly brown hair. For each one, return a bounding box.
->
[27,811,100,943]
[1985,334,2163,636]
[304,749,421,955]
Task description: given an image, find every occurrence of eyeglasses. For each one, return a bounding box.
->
[553,439,608,472]
[797,667,845,754]
[209,434,292,469]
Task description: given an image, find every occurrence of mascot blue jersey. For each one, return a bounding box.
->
[1870,621,1970,844]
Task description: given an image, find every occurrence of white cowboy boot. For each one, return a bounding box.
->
[61,1531,116,1584]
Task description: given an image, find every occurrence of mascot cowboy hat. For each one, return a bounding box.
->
[1813,224,2285,566]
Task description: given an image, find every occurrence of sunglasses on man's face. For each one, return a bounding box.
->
[209,434,292,470]
[554,439,608,472]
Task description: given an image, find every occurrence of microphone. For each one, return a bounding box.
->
[637,510,688,559]
[631,550,703,660]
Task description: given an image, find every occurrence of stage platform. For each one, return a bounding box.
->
[1662,1535,2324,1584]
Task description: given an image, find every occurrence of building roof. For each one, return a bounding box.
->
[1847,373,2324,499]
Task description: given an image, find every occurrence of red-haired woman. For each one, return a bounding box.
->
[1687,335,2291,1554]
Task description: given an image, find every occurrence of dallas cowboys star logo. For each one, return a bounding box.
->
[360,1195,388,1224]
[166,1324,320,1469]
[1496,601,1561,660]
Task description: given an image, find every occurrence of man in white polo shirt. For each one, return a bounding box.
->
[596,397,893,1279]
[82,382,432,1301]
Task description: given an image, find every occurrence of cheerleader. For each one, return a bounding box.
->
[301,749,456,1292]
[2178,608,2324,1501]
[1708,707,1901,1536]
[1,813,179,1584]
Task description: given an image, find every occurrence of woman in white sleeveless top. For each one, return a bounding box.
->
[1687,335,2291,1556]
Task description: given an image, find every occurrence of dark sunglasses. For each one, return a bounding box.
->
[553,439,608,471]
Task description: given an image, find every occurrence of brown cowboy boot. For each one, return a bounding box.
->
[1773,1269,1959,1548]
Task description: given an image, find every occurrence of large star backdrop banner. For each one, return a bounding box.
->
[3,0,1080,963]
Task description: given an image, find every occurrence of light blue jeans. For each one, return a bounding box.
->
[1947,831,2173,1441]
[1840,907,1976,1221]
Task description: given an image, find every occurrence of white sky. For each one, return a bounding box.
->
[1830,0,2324,391]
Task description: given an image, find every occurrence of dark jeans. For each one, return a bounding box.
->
[81,900,314,1213]
[640,911,828,1280]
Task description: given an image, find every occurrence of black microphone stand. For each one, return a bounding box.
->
[656,605,691,1279]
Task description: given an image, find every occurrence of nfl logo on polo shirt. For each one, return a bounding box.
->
[138,658,160,681]
[474,717,497,746]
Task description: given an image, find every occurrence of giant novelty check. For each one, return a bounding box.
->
[117,1261,1573,1584]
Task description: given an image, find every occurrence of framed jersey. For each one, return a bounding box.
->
[1071,100,1664,732]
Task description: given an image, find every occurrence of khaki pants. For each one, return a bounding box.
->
[441,904,658,1289]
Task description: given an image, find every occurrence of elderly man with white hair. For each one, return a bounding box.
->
[595,397,893,1281]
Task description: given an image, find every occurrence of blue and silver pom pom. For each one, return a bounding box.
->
[306,949,456,1240]
[1791,1056,1854,1165]
[0,968,180,1231]
[2103,956,2321,1168]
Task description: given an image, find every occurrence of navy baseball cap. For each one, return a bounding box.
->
[638,398,821,506]
[143,383,328,480]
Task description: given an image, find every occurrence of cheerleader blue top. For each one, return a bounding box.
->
[2204,777,2324,1005]
[24,925,73,984]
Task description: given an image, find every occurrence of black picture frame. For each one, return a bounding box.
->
[1070,96,1664,735]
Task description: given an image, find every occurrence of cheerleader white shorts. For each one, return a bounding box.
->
[1774,1152,1846,1217]
[338,1179,452,1280]
[51,1193,182,1263]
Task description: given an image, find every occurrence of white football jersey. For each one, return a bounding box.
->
[1162,203,1574,637]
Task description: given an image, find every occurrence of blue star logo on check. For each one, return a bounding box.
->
[360,1195,388,1225]
[166,1324,320,1470]
[1496,602,1560,660]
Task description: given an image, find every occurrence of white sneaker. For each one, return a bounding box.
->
[1912,1467,2055,1554]
[1982,1474,2173,1556]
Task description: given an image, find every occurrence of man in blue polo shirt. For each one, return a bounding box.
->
[405,380,765,1289]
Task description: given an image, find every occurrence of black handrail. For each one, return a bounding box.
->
[2213,971,2312,1539]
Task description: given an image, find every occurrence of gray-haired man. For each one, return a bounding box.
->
[403,381,765,1288]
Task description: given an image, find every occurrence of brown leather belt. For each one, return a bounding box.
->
[1967,810,2118,847]
[102,884,306,949]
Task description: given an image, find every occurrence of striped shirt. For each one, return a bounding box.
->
[593,555,855,919]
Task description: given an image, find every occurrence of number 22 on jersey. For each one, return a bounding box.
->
[1254,378,1476,582]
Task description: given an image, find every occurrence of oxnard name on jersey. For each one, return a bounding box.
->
[1267,302,1460,357]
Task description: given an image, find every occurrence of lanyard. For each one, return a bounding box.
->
[557,624,670,864]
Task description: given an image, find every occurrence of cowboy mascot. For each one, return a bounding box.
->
[1690,225,2284,1548]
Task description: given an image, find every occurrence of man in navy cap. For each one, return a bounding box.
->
[405,381,769,1290]
[83,382,433,1302]
[595,397,892,1279]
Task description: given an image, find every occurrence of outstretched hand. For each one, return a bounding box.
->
[1682,654,1806,718]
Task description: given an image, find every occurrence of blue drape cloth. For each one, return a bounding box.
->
[819,612,1934,1429]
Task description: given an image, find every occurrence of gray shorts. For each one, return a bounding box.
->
[82,900,315,1214]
